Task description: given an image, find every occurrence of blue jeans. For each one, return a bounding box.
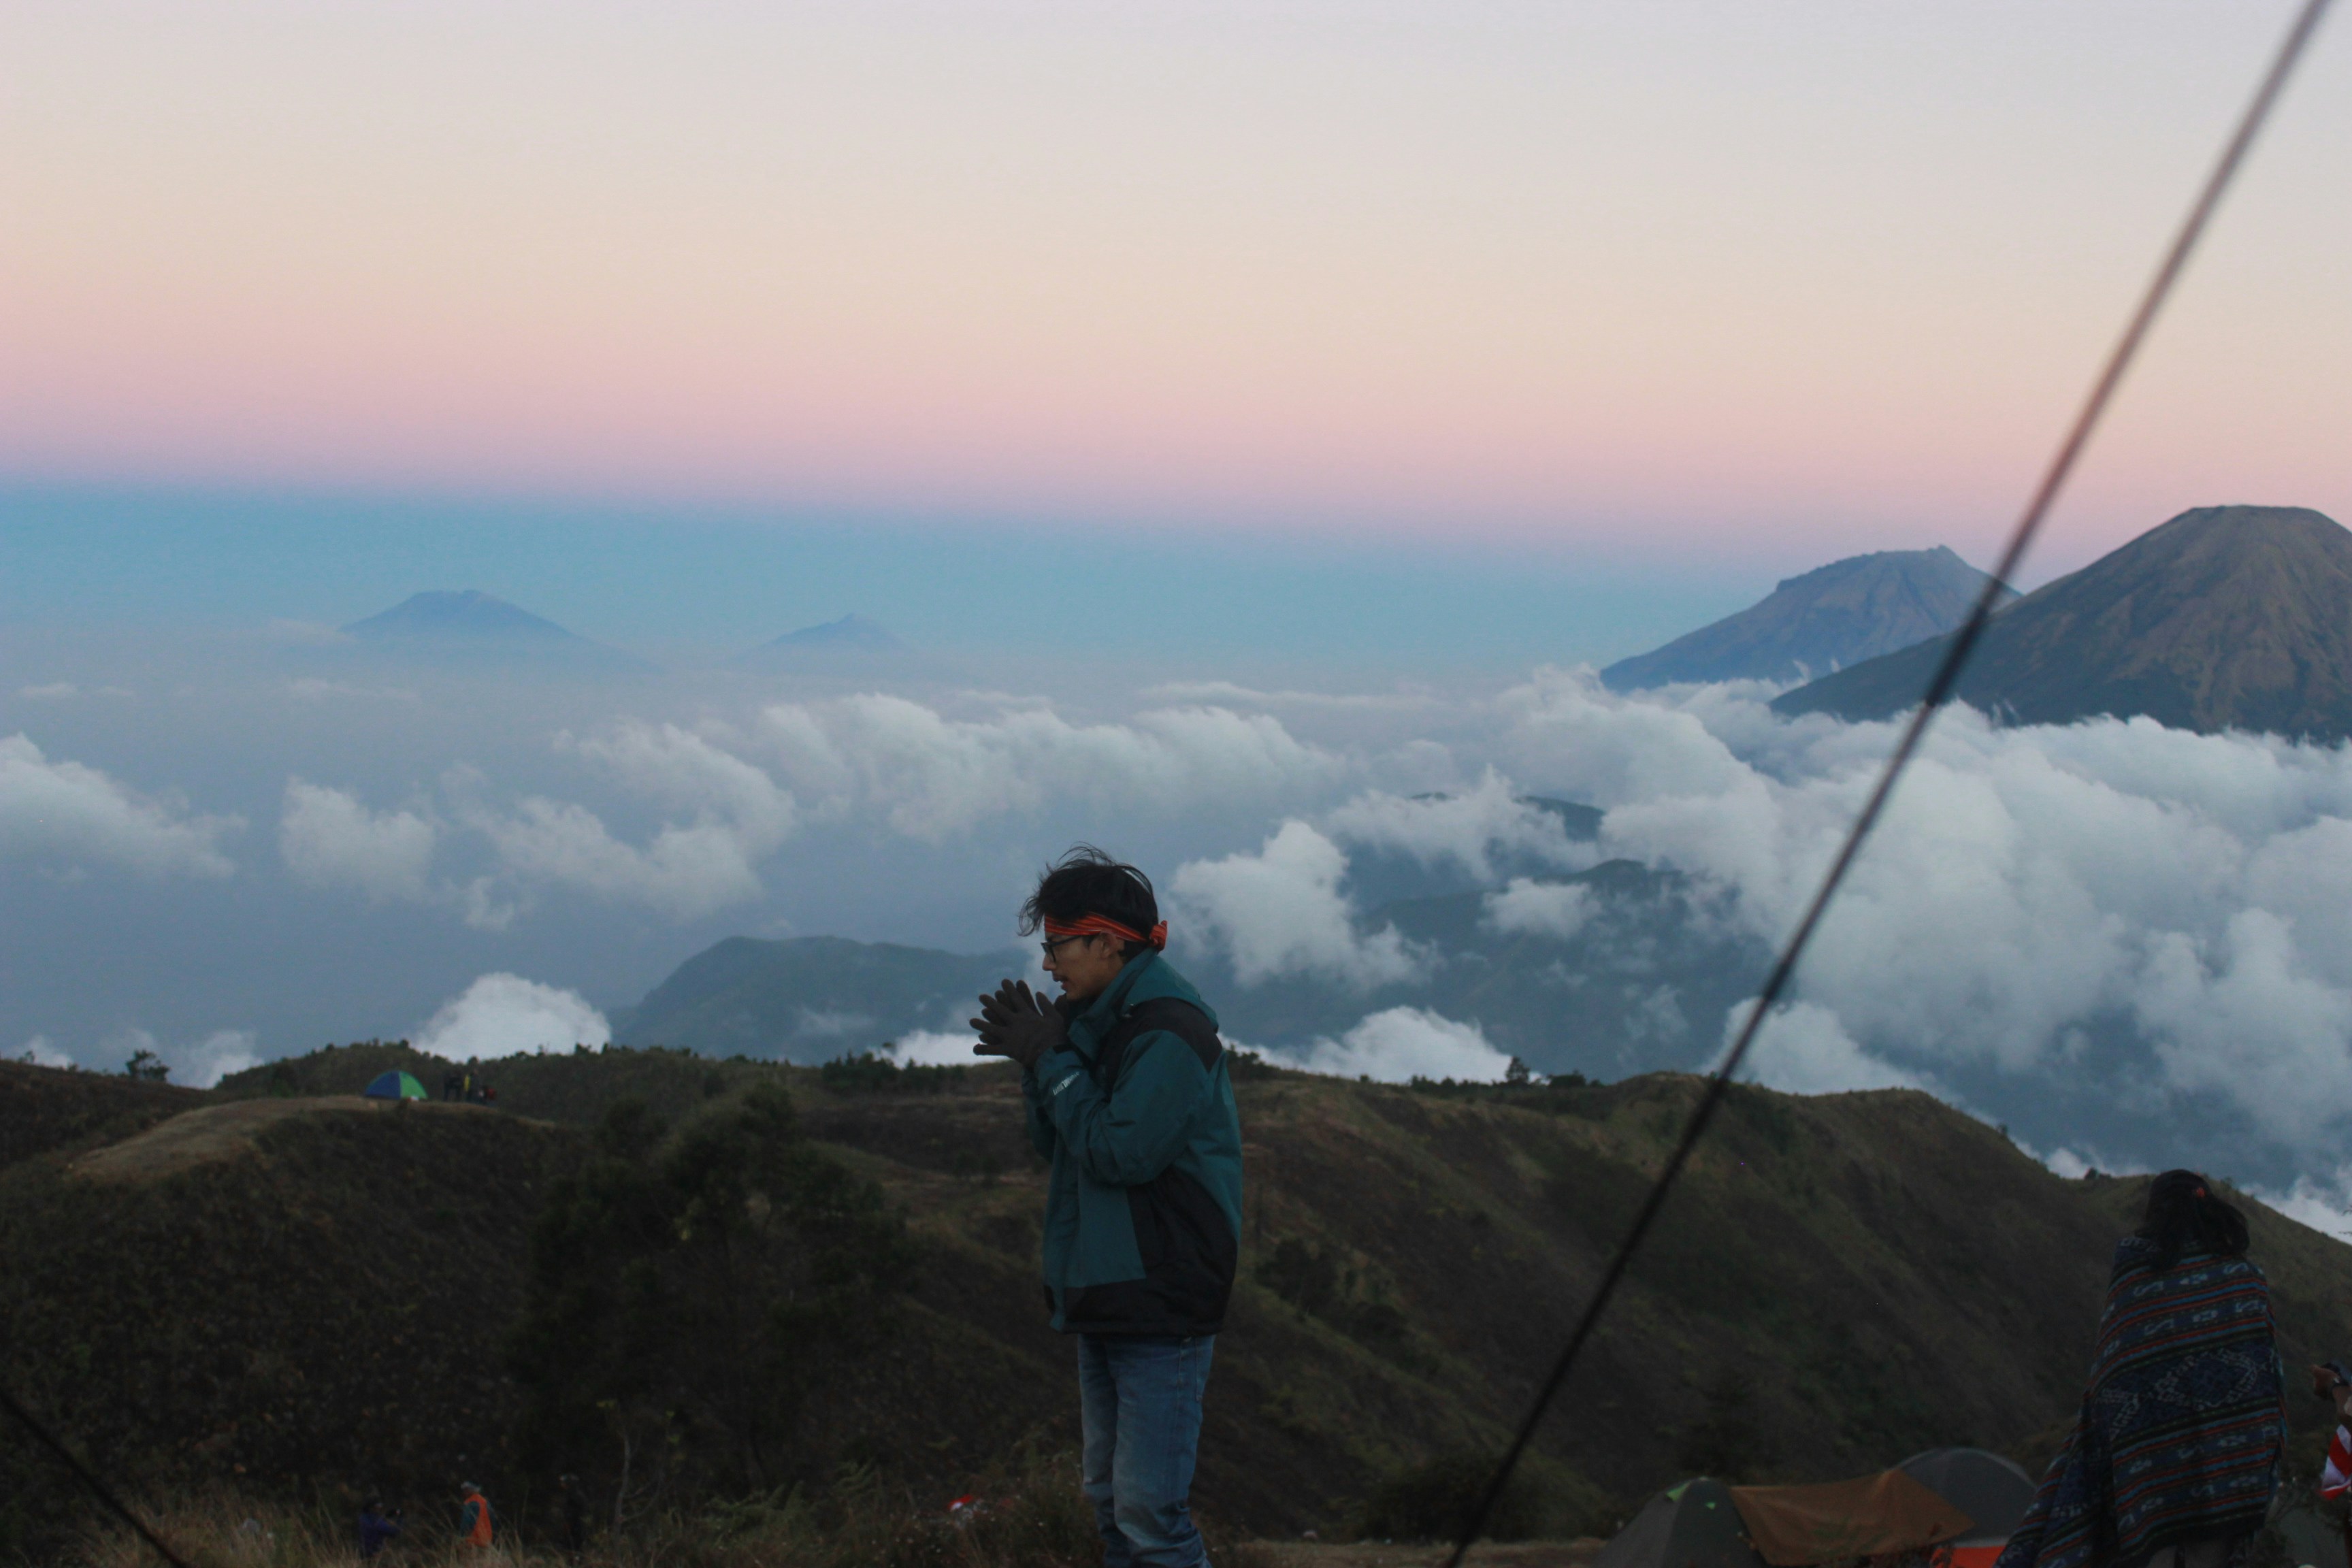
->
[1077,1333,1215,1568]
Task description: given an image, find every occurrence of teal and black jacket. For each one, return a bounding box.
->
[1022,950,1244,1337]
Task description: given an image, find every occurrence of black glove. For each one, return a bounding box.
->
[970,979,1068,1069]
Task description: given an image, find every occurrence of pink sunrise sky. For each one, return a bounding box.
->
[3,1,2348,580]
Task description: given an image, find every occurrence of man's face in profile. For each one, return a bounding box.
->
[1042,932,1126,1002]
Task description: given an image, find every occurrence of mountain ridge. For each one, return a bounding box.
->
[1774,506,2352,736]
[1603,548,2008,691]
[12,1048,2352,1546]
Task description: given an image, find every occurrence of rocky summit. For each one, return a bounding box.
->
[1774,506,2352,738]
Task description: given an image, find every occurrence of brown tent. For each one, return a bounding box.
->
[1729,1469,1974,1567]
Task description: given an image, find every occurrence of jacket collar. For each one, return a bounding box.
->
[1066,951,1158,1056]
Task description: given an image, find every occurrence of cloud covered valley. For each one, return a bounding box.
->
[9,642,2352,1205]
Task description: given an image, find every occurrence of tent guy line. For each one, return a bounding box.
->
[0,1384,195,1568]
[1443,0,2339,1561]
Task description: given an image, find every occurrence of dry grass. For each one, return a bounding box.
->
[67,1099,500,1184]
[66,1457,1290,1568]
[73,1494,361,1568]
[1248,1541,1606,1568]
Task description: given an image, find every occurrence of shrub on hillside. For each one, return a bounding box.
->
[1254,1238,1426,1366]
[819,1053,969,1095]
[1356,1450,1603,1544]
[1676,1368,1768,1482]
[506,1083,916,1505]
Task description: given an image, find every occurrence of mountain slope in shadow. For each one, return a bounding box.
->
[14,1049,2352,1543]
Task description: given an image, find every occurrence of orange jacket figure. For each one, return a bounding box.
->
[459,1486,492,1548]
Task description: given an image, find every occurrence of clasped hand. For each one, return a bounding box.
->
[970,979,1068,1068]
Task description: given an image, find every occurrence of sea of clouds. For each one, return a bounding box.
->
[12,659,2352,1220]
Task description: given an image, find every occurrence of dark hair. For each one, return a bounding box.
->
[2138,1169,2249,1266]
[1019,845,1160,956]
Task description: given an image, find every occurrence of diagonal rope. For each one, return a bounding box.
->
[1445,2,2334,1560]
[0,1383,193,1568]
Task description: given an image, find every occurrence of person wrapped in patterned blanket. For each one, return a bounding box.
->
[1996,1171,2286,1568]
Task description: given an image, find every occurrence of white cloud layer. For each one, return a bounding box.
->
[414,973,612,1060]
[1484,878,1594,939]
[2254,1174,2352,1244]
[1721,999,1925,1096]
[1257,1007,1514,1083]
[438,723,802,923]
[1490,668,2352,1162]
[755,696,1341,839]
[1173,821,1425,988]
[274,696,1341,930]
[0,734,238,878]
[1326,769,1588,881]
[33,643,2352,1188]
[888,1030,986,1067]
[280,781,439,902]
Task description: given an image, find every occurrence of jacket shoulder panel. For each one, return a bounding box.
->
[1093,996,1221,1086]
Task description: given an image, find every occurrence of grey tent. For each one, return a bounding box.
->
[1596,1479,1768,1568]
[1899,1448,2036,1548]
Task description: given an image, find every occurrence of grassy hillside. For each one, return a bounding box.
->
[9,1048,2352,1557]
[0,1060,200,1169]
[0,1092,566,1558]
[214,1038,784,1128]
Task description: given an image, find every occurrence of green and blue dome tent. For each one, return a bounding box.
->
[363,1070,428,1100]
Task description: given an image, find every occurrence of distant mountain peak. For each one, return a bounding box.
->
[765,614,900,651]
[731,614,904,670]
[1774,505,2352,738]
[1601,546,2008,691]
[336,591,656,673]
[344,590,581,641]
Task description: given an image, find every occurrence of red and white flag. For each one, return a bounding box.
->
[2320,1425,2352,1501]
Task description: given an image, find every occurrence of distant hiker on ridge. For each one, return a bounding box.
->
[972,846,1243,1568]
[1995,1172,2283,1568]
[357,1501,400,1561]
[457,1481,493,1551]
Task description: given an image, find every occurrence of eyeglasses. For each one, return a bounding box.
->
[1040,934,1093,958]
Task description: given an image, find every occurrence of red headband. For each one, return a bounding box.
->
[1045,913,1169,951]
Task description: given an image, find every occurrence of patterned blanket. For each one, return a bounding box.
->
[1995,1238,2284,1568]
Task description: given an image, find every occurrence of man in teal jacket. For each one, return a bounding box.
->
[975,847,1243,1568]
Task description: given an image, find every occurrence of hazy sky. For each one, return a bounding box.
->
[6,0,2349,605]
